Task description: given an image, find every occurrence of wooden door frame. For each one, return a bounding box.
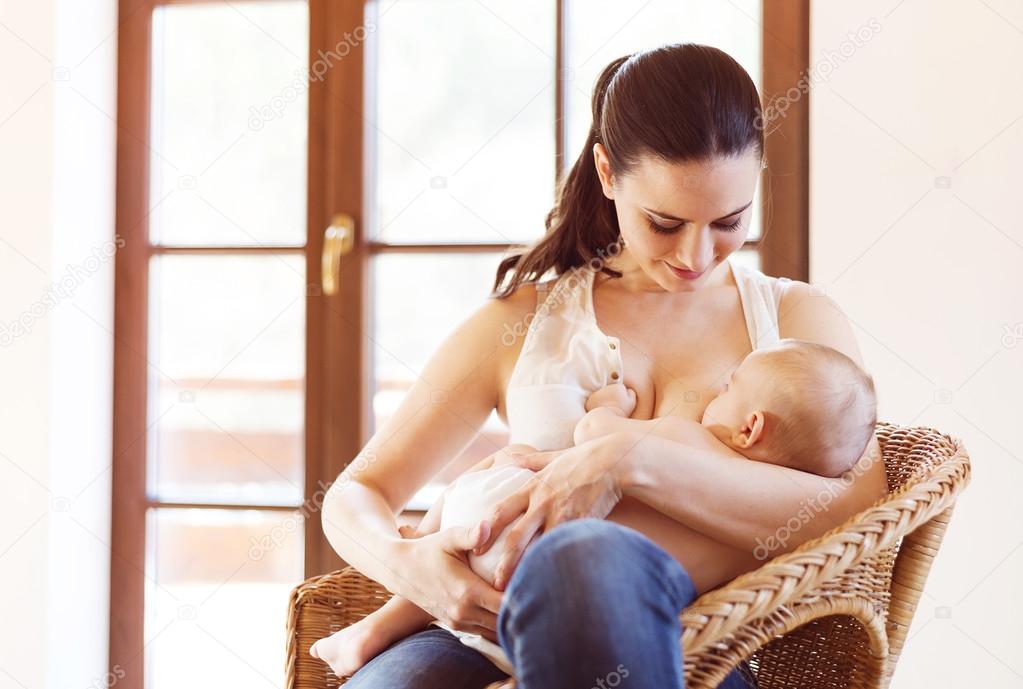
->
[110,1,363,685]
[305,0,367,576]
[761,0,810,281]
[110,2,153,686]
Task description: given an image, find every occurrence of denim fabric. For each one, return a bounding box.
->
[344,518,757,689]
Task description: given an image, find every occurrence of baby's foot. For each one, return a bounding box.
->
[309,618,392,678]
[585,383,637,416]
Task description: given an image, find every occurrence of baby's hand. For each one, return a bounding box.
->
[585,383,637,416]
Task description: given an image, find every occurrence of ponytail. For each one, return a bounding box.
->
[491,55,630,297]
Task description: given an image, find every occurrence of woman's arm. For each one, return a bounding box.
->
[614,279,887,555]
[612,430,886,556]
[320,285,537,633]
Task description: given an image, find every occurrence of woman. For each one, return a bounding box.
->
[321,44,888,688]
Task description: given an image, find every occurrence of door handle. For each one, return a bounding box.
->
[321,213,355,296]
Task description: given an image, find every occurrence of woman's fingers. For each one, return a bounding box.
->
[442,521,490,554]
[515,449,558,472]
[435,583,502,633]
[433,526,506,629]
[492,507,547,590]
[452,592,501,632]
[474,489,531,555]
[473,581,505,616]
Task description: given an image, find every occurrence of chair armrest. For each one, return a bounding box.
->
[678,436,971,687]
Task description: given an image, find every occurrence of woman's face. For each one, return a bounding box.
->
[594,145,762,292]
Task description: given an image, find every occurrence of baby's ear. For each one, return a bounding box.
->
[733,410,766,448]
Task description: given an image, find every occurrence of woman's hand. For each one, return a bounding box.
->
[473,434,631,590]
[465,443,553,474]
[396,522,505,639]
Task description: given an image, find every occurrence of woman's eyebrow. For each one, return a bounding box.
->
[642,199,753,223]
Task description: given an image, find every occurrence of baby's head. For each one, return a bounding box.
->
[701,339,877,478]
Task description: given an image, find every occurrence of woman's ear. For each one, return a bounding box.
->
[593,142,615,200]
[732,410,765,449]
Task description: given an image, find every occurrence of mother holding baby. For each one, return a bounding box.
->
[319,43,887,689]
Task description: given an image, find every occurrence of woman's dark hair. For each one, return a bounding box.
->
[492,43,764,298]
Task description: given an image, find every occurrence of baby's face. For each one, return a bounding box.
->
[700,351,772,446]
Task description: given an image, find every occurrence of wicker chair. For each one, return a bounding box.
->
[286,422,970,689]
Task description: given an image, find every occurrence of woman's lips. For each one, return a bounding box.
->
[665,261,705,280]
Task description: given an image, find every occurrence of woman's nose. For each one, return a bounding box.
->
[675,227,714,272]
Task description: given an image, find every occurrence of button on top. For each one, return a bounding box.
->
[609,342,617,350]
[610,371,620,381]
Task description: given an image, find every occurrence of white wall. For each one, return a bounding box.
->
[0,2,56,687]
[0,1,117,688]
[810,1,1023,686]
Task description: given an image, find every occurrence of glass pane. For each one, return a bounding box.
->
[368,0,555,244]
[371,253,510,509]
[564,0,764,241]
[149,1,308,246]
[145,508,303,689]
[148,254,305,505]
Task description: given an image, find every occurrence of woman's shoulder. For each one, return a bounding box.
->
[485,269,571,317]
[479,268,593,352]
[731,258,791,290]
[730,261,860,366]
[775,278,865,369]
[729,259,794,319]
[467,278,546,349]
[776,278,837,315]
[486,278,542,317]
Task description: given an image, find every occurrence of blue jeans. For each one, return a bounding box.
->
[344,519,757,689]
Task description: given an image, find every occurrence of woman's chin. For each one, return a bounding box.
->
[658,263,711,291]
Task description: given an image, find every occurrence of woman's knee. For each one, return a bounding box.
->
[518,518,632,572]
[497,519,698,673]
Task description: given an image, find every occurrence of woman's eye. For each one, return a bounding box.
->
[714,217,743,233]
[645,215,744,234]
[644,217,682,234]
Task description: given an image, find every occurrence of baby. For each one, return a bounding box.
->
[310,338,877,677]
[576,338,878,480]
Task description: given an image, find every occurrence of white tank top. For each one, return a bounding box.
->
[505,257,791,451]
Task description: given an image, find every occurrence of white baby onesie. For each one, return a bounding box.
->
[429,464,536,676]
